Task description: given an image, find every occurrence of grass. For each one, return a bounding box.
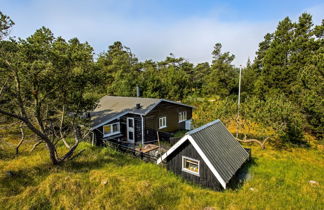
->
[0,133,323,209]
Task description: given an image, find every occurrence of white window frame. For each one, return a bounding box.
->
[159,116,167,129]
[182,156,200,176]
[103,122,120,137]
[178,111,187,122]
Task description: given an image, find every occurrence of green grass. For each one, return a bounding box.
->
[0,136,323,209]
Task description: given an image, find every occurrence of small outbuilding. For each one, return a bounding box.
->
[157,119,249,191]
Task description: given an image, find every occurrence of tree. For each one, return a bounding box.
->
[294,19,324,138]
[138,60,164,98]
[0,27,97,165]
[156,56,191,100]
[203,43,238,97]
[250,13,323,138]
[0,11,14,40]
[191,62,210,95]
[97,41,141,96]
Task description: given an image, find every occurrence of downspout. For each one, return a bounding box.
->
[141,115,144,145]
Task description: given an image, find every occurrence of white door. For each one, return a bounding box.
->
[127,118,135,143]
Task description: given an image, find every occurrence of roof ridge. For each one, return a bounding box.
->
[103,95,160,100]
[186,119,220,135]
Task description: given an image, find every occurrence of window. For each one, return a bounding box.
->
[178,111,187,122]
[159,117,167,129]
[182,156,200,176]
[128,118,134,128]
[103,122,120,137]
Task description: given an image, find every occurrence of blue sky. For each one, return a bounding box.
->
[1,0,323,65]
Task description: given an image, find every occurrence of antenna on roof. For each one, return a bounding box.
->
[236,65,242,139]
[136,85,141,97]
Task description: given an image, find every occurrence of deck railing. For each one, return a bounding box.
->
[104,141,160,163]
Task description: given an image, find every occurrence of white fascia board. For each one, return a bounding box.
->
[160,99,195,109]
[156,134,226,189]
[91,111,141,131]
[143,99,163,115]
[156,135,189,164]
[187,135,226,189]
[144,99,194,116]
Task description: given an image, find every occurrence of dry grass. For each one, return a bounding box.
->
[0,128,323,209]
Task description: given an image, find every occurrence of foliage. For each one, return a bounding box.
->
[203,43,238,97]
[240,94,305,147]
[0,12,14,40]
[1,10,323,157]
[96,41,141,96]
[186,96,237,127]
[249,13,323,138]
[0,25,98,164]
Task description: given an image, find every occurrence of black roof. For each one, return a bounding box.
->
[187,120,249,183]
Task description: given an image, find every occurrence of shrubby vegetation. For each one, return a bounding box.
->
[0,11,323,164]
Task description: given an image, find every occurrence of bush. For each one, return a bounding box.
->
[241,94,305,147]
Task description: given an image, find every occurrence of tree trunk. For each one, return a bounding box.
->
[46,141,59,165]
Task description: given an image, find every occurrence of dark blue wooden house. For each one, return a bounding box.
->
[90,96,193,146]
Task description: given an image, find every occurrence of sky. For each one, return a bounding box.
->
[1,0,323,66]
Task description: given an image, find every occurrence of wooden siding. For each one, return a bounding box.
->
[166,140,223,191]
[92,114,143,145]
[144,101,192,142]
[92,101,193,145]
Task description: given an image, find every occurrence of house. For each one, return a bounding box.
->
[156,119,249,191]
[90,96,193,146]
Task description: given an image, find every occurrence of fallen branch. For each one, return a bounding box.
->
[236,136,270,150]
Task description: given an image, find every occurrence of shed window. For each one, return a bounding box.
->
[182,156,200,176]
[178,111,187,122]
[159,117,167,129]
[103,122,120,137]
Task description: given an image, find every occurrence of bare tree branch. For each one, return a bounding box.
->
[0,76,9,97]
[59,105,70,149]
[68,149,85,161]
[58,127,81,162]
[30,140,42,152]
[15,122,25,155]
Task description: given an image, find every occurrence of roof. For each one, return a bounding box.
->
[91,96,193,130]
[157,119,249,189]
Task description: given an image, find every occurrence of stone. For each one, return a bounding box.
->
[309,180,319,186]
[6,171,15,177]
[101,179,108,185]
